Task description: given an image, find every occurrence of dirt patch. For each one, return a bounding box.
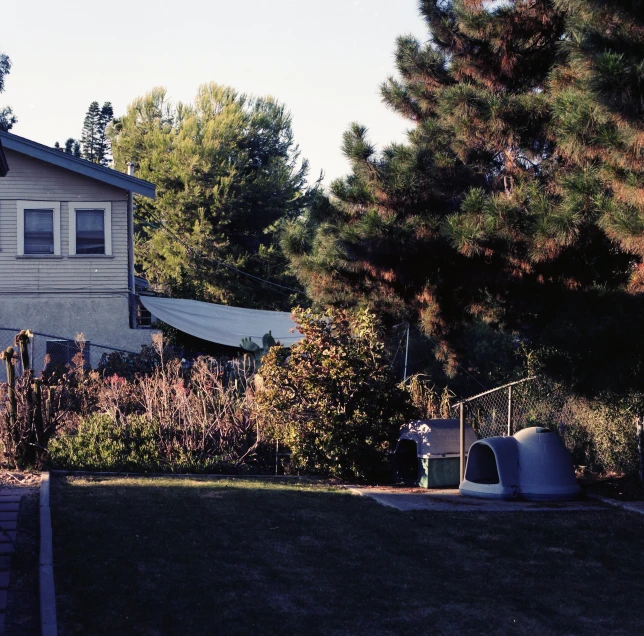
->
[0,472,41,489]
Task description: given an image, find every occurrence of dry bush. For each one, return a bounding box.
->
[49,356,262,472]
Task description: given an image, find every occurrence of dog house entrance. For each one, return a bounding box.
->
[394,440,418,483]
[465,444,500,485]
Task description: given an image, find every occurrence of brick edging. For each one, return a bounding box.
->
[39,473,57,636]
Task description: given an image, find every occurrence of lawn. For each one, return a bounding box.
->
[51,475,644,636]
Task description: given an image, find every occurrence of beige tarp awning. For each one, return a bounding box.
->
[139,296,302,348]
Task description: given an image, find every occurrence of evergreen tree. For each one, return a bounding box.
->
[111,84,315,311]
[284,0,644,394]
[0,51,16,132]
[96,102,113,166]
[81,101,112,164]
[64,137,81,157]
[81,101,101,162]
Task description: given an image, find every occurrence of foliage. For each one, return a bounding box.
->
[284,0,644,396]
[81,101,114,165]
[54,138,81,157]
[97,345,162,381]
[560,394,641,475]
[0,332,68,468]
[48,413,163,472]
[256,307,413,481]
[0,51,16,132]
[404,374,453,419]
[110,84,315,311]
[47,355,262,472]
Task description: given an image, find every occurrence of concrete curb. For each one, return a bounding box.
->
[50,469,305,480]
[39,473,57,636]
[586,492,644,516]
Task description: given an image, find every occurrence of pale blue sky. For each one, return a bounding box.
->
[1,0,427,186]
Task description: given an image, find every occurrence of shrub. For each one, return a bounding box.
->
[561,396,640,475]
[46,355,262,473]
[49,413,162,472]
[256,308,413,481]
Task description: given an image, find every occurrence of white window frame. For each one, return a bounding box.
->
[69,202,112,256]
[17,201,61,256]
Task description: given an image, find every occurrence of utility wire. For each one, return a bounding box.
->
[138,211,487,390]
[135,211,307,297]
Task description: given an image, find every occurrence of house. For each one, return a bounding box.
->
[0,130,157,371]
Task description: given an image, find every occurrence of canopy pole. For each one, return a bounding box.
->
[403,323,410,381]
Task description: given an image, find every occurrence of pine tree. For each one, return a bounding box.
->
[96,102,113,166]
[111,84,314,311]
[0,51,16,132]
[54,138,81,157]
[81,101,101,162]
[284,0,644,394]
[65,138,81,157]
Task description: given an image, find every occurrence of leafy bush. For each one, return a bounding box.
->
[48,412,242,473]
[256,308,413,481]
[561,397,640,475]
[49,413,162,472]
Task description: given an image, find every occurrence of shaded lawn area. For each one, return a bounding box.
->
[51,475,644,636]
[6,490,39,636]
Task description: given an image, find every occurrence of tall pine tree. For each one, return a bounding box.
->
[81,101,113,165]
[284,0,644,394]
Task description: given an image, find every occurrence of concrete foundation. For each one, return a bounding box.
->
[0,294,156,375]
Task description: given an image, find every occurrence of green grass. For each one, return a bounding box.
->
[51,475,644,636]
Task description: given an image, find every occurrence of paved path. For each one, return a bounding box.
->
[0,489,24,635]
[351,487,612,512]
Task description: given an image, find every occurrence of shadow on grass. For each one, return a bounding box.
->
[51,475,644,636]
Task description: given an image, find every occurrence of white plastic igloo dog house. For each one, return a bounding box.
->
[459,427,580,501]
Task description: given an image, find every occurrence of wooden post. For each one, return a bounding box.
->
[507,384,513,437]
[637,416,643,484]
[459,402,465,483]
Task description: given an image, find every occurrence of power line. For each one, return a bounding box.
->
[135,211,307,297]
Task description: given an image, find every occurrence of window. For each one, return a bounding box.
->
[76,210,105,254]
[69,202,112,256]
[24,209,54,254]
[135,297,154,328]
[17,201,61,256]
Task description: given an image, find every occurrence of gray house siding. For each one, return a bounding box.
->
[0,150,129,293]
[0,148,155,368]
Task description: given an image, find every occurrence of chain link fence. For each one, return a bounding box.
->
[452,376,568,441]
[0,327,137,381]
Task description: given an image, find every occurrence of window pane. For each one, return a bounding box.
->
[76,209,105,255]
[24,209,54,254]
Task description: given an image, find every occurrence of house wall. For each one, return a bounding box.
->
[0,149,129,293]
[0,149,155,359]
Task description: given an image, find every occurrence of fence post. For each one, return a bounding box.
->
[507,384,513,437]
[459,402,465,483]
[637,416,643,484]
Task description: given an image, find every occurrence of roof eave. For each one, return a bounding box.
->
[0,131,155,198]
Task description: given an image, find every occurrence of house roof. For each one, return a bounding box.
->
[0,137,8,177]
[0,130,156,198]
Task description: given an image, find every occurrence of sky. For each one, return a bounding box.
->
[1,0,427,187]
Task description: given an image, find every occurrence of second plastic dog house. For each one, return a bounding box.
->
[394,419,477,488]
[459,427,580,500]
